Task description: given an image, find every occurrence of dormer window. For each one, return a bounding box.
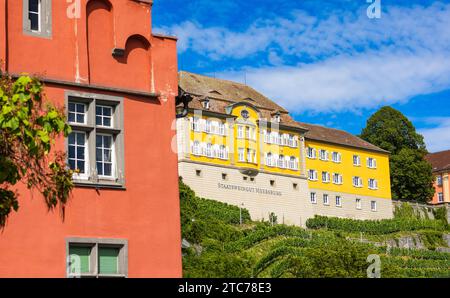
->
[203,98,210,110]
[272,112,281,123]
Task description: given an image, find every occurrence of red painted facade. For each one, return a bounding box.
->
[0,0,182,277]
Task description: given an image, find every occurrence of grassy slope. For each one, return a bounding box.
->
[179,180,450,278]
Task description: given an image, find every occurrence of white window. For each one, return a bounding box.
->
[67,94,123,186]
[205,143,213,157]
[245,127,250,139]
[356,198,362,210]
[323,194,329,205]
[96,105,113,127]
[367,157,377,169]
[205,120,212,133]
[96,134,114,178]
[336,196,342,207]
[237,126,244,139]
[353,176,363,188]
[278,155,286,168]
[310,192,317,204]
[371,201,377,211]
[251,127,256,140]
[307,147,316,159]
[333,173,343,185]
[288,135,295,147]
[218,145,227,159]
[368,179,379,190]
[192,141,201,156]
[238,148,245,162]
[322,172,330,183]
[218,122,226,136]
[266,153,273,167]
[437,176,443,186]
[247,149,253,163]
[203,100,210,109]
[309,170,318,181]
[353,155,361,166]
[289,157,298,170]
[192,117,200,132]
[332,152,342,163]
[438,193,444,203]
[68,102,87,124]
[68,131,88,178]
[264,130,270,143]
[319,149,329,161]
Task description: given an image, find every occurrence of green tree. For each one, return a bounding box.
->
[360,106,434,202]
[0,72,73,228]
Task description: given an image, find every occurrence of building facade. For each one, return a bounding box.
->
[177,72,393,227]
[426,150,450,205]
[0,0,182,277]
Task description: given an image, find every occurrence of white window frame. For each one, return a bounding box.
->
[68,102,87,125]
[237,126,244,139]
[95,105,114,128]
[353,176,363,188]
[356,198,362,210]
[96,133,116,179]
[323,194,329,205]
[310,192,317,204]
[238,148,245,162]
[436,175,443,186]
[332,152,342,163]
[319,149,328,161]
[353,155,361,166]
[335,196,342,207]
[367,157,377,169]
[438,192,444,203]
[368,179,379,190]
[68,131,89,180]
[307,147,316,159]
[322,172,330,183]
[309,170,318,181]
[371,201,377,212]
[333,173,343,185]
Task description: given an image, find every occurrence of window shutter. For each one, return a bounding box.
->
[69,246,91,274]
[98,247,120,275]
[374,159,377,168]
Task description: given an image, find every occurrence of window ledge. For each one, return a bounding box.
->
[73,181,126,190]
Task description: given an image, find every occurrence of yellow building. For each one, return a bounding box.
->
[176,71,393,226]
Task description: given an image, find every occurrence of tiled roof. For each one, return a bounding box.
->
[179,71,388,154]
[298,122,389,154]
[425,150,450,172]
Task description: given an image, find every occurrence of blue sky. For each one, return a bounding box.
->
[153,0,450,153]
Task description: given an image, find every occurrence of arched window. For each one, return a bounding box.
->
[266,153,273,167]
[289,156,297,169]
[192,141,200,155]
[278,155,285,168]
[206,143,213,157]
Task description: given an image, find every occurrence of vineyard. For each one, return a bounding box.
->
[179,180,450,278]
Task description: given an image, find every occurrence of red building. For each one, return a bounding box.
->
[426,150,450,205]
[0,0,182,277]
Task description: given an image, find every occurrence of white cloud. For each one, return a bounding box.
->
[157,2,450,113]
[219,51,450,113]
[417,117,450,153]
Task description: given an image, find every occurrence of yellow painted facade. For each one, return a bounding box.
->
[184,102,391,201]
[187,103,303,176]
[305,140,392,199]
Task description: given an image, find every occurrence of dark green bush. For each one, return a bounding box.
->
[306,215,447,235]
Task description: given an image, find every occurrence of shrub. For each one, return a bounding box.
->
[306,215,447,235]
